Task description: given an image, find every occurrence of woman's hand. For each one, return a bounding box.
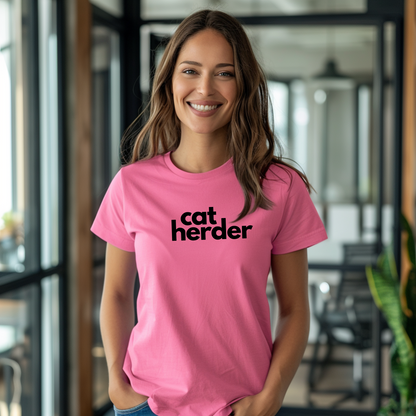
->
[108,368,149,410]
[229,391,282,416]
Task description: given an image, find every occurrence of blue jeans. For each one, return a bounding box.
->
[113,399,157,416]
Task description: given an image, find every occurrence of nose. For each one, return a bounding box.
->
[197,74,215,96]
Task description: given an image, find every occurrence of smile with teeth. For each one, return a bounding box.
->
[188,103,220,112]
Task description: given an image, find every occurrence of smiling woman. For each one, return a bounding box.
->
[91,9,327,416]
[123,9,314,220]
[171,29,237,160]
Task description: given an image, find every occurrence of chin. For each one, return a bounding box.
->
[195,129,218,135]
[190,125,228,136]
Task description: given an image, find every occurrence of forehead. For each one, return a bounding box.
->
[176,29,234,63]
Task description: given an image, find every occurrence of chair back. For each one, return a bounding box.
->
[335,243,378,307]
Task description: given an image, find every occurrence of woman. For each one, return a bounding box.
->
[91,9,327,416]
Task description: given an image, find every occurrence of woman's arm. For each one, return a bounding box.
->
[230,248,310,416]
[261,248,310,405]
[100,243,149,408]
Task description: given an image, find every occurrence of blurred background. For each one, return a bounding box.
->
[0,0,415,415]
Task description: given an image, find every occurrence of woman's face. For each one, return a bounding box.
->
[171,29,237,138]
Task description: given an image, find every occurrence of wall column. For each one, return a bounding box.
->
[66,0,93,414]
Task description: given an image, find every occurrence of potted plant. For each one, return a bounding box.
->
[365,214,416,415]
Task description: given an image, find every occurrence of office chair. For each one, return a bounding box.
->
[307,242,382,408]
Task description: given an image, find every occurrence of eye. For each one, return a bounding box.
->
[183,69,197,75]
[218,71,234,77]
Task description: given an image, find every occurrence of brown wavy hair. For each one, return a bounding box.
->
[121,9,312,221]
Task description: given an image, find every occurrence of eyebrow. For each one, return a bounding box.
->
[179,60,234,68]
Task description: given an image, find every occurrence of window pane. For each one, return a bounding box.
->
[0,1,21,274]
[41,275,60,416]
[141,0,366,19]
[0,284,40,416]
[267,80,289,154]
[249,25,383,265]
[39,0,60,269]
[0,0,39,275]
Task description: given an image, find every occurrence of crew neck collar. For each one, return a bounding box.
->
[163,151,234,180]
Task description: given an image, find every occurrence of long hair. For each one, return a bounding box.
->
[121,9,312,221]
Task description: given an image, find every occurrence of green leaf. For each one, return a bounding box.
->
[378,249,399,283]
[404,408,416,416]
[376,407,393,416]
[377,398,399,415]
[366,266,384,309]
[391,342,413,401]
[366,257,415,397]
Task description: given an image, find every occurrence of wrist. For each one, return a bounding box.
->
[259,379,285,408]
[109,364,128,380]
[259,388,282,402]
[109,367,129,393]
[255,389,283,415]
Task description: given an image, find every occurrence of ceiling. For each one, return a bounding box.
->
[141,0,366,19]
[142,22,395,79]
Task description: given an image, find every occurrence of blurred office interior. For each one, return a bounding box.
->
[0,0,415,415]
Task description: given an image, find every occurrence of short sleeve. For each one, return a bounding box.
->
[272,170,327,255]
[90,169,135,252]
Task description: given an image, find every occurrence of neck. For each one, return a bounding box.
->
[170,127,230,173]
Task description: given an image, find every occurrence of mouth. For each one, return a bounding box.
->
[187,102,222,112]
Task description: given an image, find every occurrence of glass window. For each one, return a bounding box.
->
[0,0,61,272]
[0,3,12,238]
[90,0,123,17]
[267,80,289,153]
[1,1,63,415]
[0,0,51,275]
[140,27,173,104]
[141,0,366,20]
[0,0,27,275]
[0,284,40,416]
[244,25,392,265]
[41,275,60,416]
[1,0,61,273]
[39,0,60,270]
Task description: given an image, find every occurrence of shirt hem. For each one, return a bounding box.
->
[271,228,328,255]
[90,223,135,252]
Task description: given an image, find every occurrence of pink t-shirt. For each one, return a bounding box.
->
[91,152,327,416]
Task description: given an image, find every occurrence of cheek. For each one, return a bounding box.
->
[172,81,190,123]
[172,86,184,115]
[224,83,237,107]
[172,78,191,104]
